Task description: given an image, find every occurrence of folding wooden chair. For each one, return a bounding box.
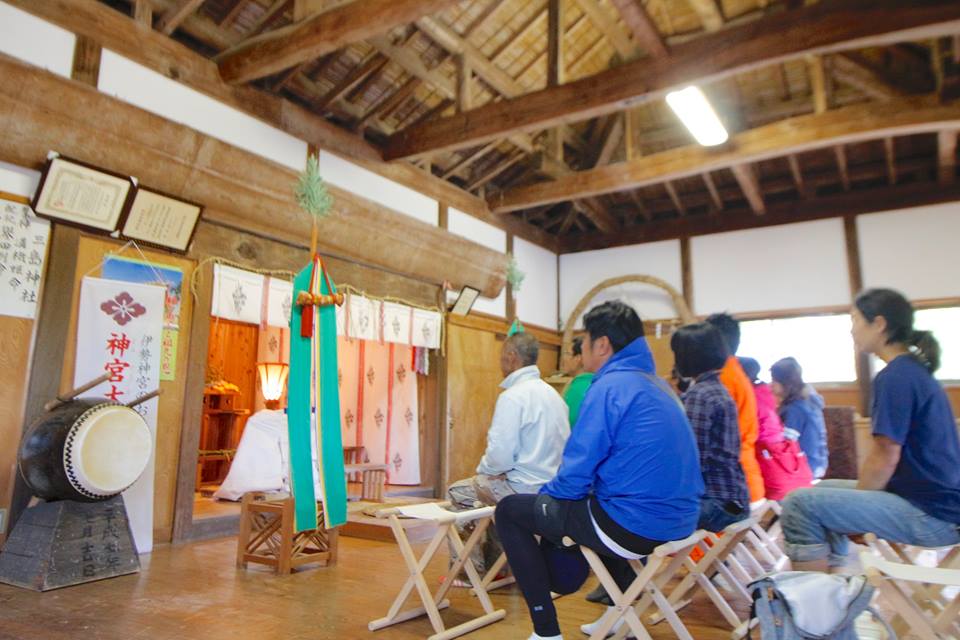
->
[861,550,960,640]
[742,500,788,572]
[368,502,506,640]
[566,530,709,640]
[651,518,758,632]
[474,551,515,594]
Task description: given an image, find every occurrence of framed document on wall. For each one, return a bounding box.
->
[120,187,203,253]
[32,155,135,233]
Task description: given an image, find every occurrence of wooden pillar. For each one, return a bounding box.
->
[9,226,82,532]
[680,236,694,314]
[843,215,871,416]
[545,0,564,162]
[505,233,516,321]
[172,262,214,542]
[134,0,153,27]
[438,202,448,229]
[71,35,102,87]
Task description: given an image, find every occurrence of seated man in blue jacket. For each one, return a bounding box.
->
[495,301,704,640]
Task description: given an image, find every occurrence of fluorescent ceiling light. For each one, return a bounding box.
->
[665,86,729,147]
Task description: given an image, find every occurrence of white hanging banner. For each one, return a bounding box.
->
[343,294,377,341]
[212,264,264,324]
[0,198,50,319]
[382,301,411,345]
[266,277,293,328]
[412,308,442,349]
[74,277,164,554]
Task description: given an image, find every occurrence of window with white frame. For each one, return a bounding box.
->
[873,306,960,381]
[737,314,858,383]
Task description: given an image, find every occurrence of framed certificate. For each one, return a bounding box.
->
[449,286,480,316]
[32,155,135,233]
[120,187,203,253]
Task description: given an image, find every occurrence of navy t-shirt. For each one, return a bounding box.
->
[872,355,960,523]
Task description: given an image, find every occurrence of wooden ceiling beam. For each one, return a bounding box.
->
[687,0,724,32]
[731,163,766,215]
[355,76,420,129]
[314,54,388,111]
[561,180,960,252]
[13,0,380,161]
[467,153,526,191]
[240,0,290,41]
[464,0,503,38]
[134,0,153,27]
[807,54,828,114]
[832,53,907,100]
[385,0,960,160]
[573,0,636,60]
[787,153,809,197]
[442,142,499,179]
[883,136,898,185]
[218,0,461,84]
[157,0,207,35]
[608,0,669,59]
[702,172,724,211]
[938,129,957,184]
[576,198,621,232]
[489,98,960,212]
[834,144,851,191]
[663,181,688,216]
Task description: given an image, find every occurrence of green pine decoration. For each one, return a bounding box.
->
[295,154,334,219]
[506,253,525,291]
[507,318,525,336]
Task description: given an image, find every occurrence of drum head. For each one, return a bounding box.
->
[65,404,152,498]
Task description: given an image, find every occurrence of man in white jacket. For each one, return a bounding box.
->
[447,331,570,578]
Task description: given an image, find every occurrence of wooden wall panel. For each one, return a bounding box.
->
[0,316,36,544]
[444,316,560,490]
[206,318,259,416]
[60,235,196,544]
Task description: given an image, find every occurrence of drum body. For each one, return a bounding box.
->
[19,398,152,502]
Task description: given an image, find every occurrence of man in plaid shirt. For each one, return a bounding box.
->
[672,323,750,532]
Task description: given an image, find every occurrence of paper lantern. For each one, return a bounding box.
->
[256,362,289,407]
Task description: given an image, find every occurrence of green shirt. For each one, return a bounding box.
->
[563,372,594,427]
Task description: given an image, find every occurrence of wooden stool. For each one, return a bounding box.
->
[369,501,506,640]
[344,463,388,502]
[236,492,338,575]
[567,530,709,640]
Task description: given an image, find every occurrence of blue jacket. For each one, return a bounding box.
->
[542,337,704,541]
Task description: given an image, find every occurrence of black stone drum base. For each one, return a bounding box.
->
[0,495,139,591]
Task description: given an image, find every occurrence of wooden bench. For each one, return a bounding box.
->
[236,492,338,575]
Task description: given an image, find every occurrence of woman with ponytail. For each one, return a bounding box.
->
[782,288,960,571]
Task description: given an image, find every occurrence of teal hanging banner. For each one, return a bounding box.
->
[287,258,348,532]
[288,264,319,532]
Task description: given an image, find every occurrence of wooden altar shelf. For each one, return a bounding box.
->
[236,492,338,575]
[345,463,388,502]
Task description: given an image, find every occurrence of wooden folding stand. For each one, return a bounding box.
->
[236,492,338,575]
[368,502,506,640]
[567,530,709,640]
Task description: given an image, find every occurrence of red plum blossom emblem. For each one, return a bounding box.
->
[101,292,147,326]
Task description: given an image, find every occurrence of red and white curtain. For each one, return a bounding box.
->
[337,337,420,485]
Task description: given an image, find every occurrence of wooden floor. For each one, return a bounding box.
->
[0,534,745,640]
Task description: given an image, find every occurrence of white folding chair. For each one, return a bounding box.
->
[568,530,710,640]
[368,502,506,640]
[651,518,758,632]
[742,500,788,572]
[861,550,960,640]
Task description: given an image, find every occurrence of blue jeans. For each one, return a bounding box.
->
[782,479,960,567]
[697,497,748,533]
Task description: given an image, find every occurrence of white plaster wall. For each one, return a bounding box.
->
[97,51,308,172]
[448,208,506,317]
[318,152,438,226]
[692,218,850,315]
[0,2,75,78]
[514,237,558,329]
[858,202,960,300]
[0,161,40,198]
[559,240,682,327]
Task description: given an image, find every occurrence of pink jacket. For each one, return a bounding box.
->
[753,383,785,445]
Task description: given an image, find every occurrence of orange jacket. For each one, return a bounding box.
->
[719,356,765,502]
